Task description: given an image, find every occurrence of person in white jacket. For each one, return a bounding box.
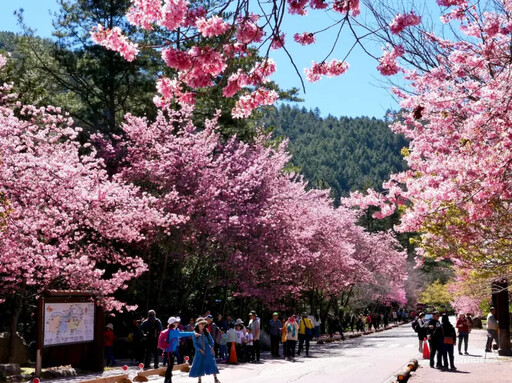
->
[485,307,499,352]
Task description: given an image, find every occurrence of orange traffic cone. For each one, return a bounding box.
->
[228,342,238,364]
[422,338,430,359]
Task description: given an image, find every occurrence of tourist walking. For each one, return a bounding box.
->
[248,311,261,362]
[281,318,288,358]
[414,312,426,353]
[163,316,195,383]
[140,310,163,369]
[269,312,282,357]
[485,307,499,352]
[313,313,322,339]
[456,313,470,355]
[427,311,443,369]
[298,312,313,356]
[441,314,457,370]
[189,317,220,383]
[104,323,116,367]
[206,315,220,359]
[285,316,299,362]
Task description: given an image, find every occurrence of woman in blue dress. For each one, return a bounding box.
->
[189,317,220,383]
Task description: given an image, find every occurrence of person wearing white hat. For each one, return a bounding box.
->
[163,316,194,383]
[189,318,220,383]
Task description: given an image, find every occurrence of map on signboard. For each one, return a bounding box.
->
[43,302,95,346]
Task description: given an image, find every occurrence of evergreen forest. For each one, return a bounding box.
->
[264,105,409,203]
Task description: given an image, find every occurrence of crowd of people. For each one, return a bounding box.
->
[412,310,475,371]
[103,307,410,382]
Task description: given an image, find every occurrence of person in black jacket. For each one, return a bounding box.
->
[415,312,427,353]
[140,310,164,369]
[427,311,443,368]
[441,314,457,370]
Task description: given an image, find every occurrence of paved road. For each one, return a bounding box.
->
[411,324,512,382]
[50,324,422,383]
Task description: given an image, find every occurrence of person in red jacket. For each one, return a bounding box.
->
[104,323,116,367]
[456,313,470,355]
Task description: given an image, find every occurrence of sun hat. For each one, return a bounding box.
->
[168,316,181,325]
[235,318,244,325]
[106,323,114,330]
[195,317,208,326]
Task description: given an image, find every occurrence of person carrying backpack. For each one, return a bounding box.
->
[160,316,195,383]
[140,309,164,369]
[297,312,314,357]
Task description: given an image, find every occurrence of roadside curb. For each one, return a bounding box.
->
[316,322,405,344]
[387,358,418,382]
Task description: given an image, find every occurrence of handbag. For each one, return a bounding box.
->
[442,324,455,344]
[303,319,313,337]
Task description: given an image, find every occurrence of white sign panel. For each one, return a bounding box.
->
[43,302,95,346]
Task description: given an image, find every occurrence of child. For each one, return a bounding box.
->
[225,323,237,363]
[244,327,255,362]
[219,329,228,362]
[235,324,245,363]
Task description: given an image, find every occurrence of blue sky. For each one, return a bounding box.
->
[0,0,399,119]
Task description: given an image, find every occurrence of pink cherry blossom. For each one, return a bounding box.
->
[376,45,404,76]
[437,0,467,7]
[294,32,316,45]
[305,59,349,82]
[90,25,139,62]
[0,85,168,310]
[236,15,265,44]
[232,88,278,118]
[389,12,421,34]
[332,0,360,16]
[271,33,286,50]
[287,0,308,15]
[161,47,192,70]
[160,0,188,30]
[126,0,162,29]
[196,15,230,37]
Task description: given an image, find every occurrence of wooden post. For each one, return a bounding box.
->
[35,296,44,377]
[492,280,511,356]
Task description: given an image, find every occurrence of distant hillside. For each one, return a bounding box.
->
[263,105,408,203]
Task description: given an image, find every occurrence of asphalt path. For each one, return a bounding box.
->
[52,324,421,383]
[167,323,420,382]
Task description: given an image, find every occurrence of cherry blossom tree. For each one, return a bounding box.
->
[0,60,177,357]
[90,0,422,118]
[347,0,512,275]
[341,3,512,345]
[115,103,407,311]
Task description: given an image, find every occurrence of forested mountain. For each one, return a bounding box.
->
[264,105,408,203]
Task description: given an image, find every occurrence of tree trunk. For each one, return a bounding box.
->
[157,250,169,306]
[8,294,23,363]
